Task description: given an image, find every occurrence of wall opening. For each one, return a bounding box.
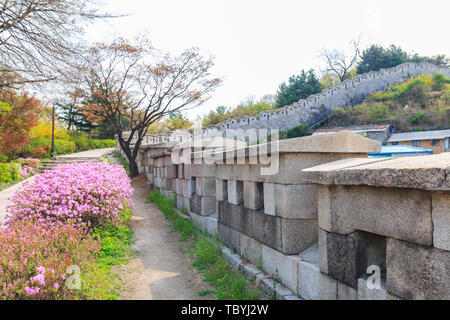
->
[256,182,264,211]
[357,231,387,284]
[223,179,228,201]
[191,177,196,196]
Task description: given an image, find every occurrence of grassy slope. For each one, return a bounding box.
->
[323,73,450,132]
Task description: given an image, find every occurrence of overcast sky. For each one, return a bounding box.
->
[84,0,450,120]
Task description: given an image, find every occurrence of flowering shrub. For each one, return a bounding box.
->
[0,219,101,300]
[6,162,133,229]
[17,158,40,177]
[2,161,134,300]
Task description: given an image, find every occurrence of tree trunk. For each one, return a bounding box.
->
[129,159,139,178]
[122,146,140,178]
[118,135,142,178]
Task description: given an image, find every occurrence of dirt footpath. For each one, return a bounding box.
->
[118,182,215,300]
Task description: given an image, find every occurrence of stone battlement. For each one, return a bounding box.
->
[214,62,450,133]
[118,62,450,145]
[118,62,450,147]
[141,132,449,300]
[303,153,450,299]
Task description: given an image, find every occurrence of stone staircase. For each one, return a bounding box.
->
[38,157,101,173]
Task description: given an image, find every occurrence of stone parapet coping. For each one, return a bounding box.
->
[302,152,450,190]
[149,150,173,159]
[141,142,177,150]
[191,131,381,162]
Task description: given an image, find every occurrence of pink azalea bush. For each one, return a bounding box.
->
[1,162,134,299]
[6,162,134,229]
[17,158,40,178]
[0,219,101,300]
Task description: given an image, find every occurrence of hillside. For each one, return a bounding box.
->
[322,73,450,132]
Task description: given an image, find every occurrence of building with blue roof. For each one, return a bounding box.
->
[369,145,433,157]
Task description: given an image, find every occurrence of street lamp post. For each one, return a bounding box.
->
[51,105,55,159]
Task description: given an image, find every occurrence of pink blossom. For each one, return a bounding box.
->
[6,162,133,229]
[30,273,45,286]
[0,162,131,299]
[24,286,40,295]
[36,266,45,274]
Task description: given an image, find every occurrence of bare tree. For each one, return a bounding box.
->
[79,37,222,177]
[319,37,361,82]
[0,0,113,89]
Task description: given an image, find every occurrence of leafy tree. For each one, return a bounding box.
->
[164,112,193,131]
[356,44,449,74]
[275,70,322,108]
[356,45,409,74]
[78,37,221,177]
[0,0,113,89]
[409,54,450,67]
[202,98,276,127]
[94,117,130,139]
[0,91,42,159]
[202,106,229,127]
[30,120,70,140]
[320,73,340,89]
[232,99,274,117]
[56,102,90,131]
[75,89,133,139]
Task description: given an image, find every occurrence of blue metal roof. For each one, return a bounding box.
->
[369,145,433,157]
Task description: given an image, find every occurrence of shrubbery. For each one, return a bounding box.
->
[17,158,40,177]
[326,73,450,130]
[0,162,134,300]
[6,162,133,229]
[0,162,21,184]
[0,158,40,187]
[287,124,310,139]
[19,138,115,159]
[0,220,100,299]
[1,91,114,162]
[71,138,115,153]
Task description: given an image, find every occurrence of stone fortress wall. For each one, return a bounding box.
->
[119,62,450,145]
[116,63,450,300]
[142,132,450,300]
[213,62,450,133]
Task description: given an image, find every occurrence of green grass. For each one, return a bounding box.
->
[100,155,112,164]
[0,180,20,192]
[114,151,130,175]
[148,190,262,300]
[0,173,36,192]
[93,224,133,268]
[81,205,134,300]
[197,289,213,297]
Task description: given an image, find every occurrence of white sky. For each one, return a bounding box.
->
[84,0,450,120]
